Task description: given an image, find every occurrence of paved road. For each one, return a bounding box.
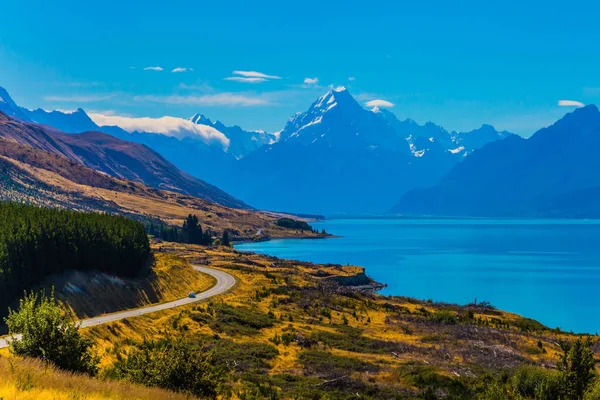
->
[0,265,235,349]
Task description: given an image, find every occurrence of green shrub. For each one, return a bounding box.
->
[108,337,220,398]
[514,317,546,333]
[212,340,278,372]
[209,304,275,336]
[299,350,379,377]
[310,326,403,354]
[430,310,458,325]
[5,290,98,375]
[399,362,468,398]
[510,365,560,400]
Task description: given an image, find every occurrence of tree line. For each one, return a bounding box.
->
[0,202,150,314]
[147,214,231,246]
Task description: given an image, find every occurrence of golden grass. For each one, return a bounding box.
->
[0,356,189,400]
[0,155,325,241]
[2,243,591,398]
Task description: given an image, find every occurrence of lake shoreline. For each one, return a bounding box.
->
[235,218,600,334]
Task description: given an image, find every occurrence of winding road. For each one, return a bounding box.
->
[0,265,236,349]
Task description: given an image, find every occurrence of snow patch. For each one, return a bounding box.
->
[449,146,465,154]
[297,115,323,132]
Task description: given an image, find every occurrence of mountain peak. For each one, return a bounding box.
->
[0,87,17,108]
[311,87,359,114]
[551,103,600,132]
[189,113,213,126]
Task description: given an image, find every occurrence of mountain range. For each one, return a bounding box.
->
[1,85,519,214]
[209,87,514,213]
[395,104,600,217]
[0,110,247,209]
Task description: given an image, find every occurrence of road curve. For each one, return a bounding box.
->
[0,265,235,349]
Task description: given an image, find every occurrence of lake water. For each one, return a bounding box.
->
[236,219,600,334]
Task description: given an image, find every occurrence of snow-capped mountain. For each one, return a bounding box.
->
[210,88,441,213]
[0,87,31,121]
[189,113,276,158]
[373,106,512,158]
[279,87,409,153]
[0,85,516,214]
[395,104,600,217]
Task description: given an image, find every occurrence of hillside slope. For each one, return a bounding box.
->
[394,105,600,217]
[0,111,248,209]
[0,138,315,240]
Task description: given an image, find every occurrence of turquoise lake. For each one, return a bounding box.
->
[235,219,600,334]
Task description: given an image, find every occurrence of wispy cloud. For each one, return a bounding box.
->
[232,70,281,79]
[365,99,394,108]
[44,94,116,103]
[558,100,584,107]
[88,113,230,149]
[303,77,319,85]
[348,77,356,81]
[134,93,270,107]
[224,77,267,83]
[172,67,193,73]
[224,70,281,83]
[143,66,164,71]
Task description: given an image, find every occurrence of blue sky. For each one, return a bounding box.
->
[1,0,599,136]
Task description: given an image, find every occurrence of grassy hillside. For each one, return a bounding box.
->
[2,243,597,398]
[50,253,216,319]
[0,142,323,241]
[0,356,190,400]
[35,243,594,399]
[0,111,248,209]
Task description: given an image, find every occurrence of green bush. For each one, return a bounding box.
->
[310,326,403,354]
[5,290,98,375]
[210,304,276,336]
[109,337,221,398]
[399,362,468,398]
[430,309,458,325]
[212,340,278,372]
[299,350,379,377]
[510,365,560,400]
[514,317,546,333]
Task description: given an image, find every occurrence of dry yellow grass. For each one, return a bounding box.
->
[0,155,324,241]
[41,252,216,320]
[0,356,189,400]
[2,243,592,399]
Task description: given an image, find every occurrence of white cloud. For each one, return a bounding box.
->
[365,99,394,108]
[558,100,584,107]
[143,66,164,71]
[224,77,267,83]
[44,94,116,103]
[232,70,281,80]
[88,113,230,150]
[171,67,192,73]
[134,93,270,107]
[348,77,356,81]
[303,77,319,85]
